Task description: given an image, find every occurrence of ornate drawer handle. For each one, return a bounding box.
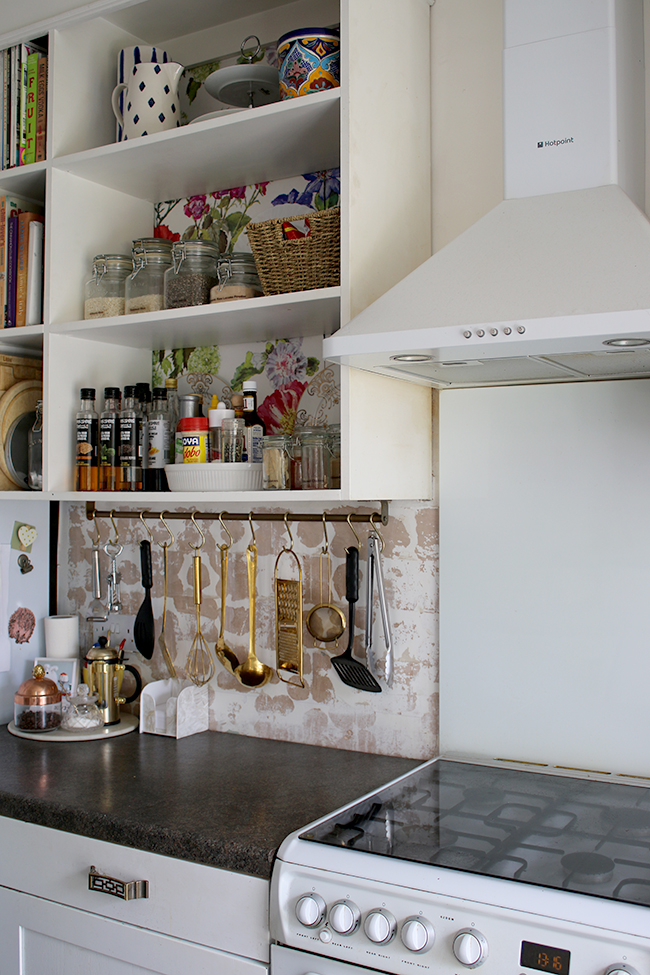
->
[88,865,149,900]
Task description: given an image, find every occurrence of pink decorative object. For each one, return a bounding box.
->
[8,607,36,644]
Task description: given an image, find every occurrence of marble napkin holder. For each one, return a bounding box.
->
[139,679,208,738]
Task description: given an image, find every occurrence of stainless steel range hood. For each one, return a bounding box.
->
[324,0,650,388]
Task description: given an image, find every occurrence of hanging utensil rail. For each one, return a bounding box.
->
[85,501,389,528]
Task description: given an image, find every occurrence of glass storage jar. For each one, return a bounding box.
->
[300,428,331,490]
[84,254,131,319]
[210,252,263,302]
[164,239,219,308]
[61,684,103,731]
[125,238,173,314]
[262,434,292,490]
[328,424,341,490]
[14,664,62,732]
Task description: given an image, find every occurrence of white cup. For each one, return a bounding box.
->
[44,615,79,659]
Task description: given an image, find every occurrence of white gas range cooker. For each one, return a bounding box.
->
[270,757,650,975]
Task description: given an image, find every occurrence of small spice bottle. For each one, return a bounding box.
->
[164,240,219,308]
[222,417,246,463]
[209,404,233,462]
[180,416,209,463]
[84,254,131,319]
[125,238,173,314]
[328,424,341,489]
[262,434,292,490]
[210,252,263,302]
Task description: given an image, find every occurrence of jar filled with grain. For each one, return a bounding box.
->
[125,238,174,314]
[262,434,292,490]
[84,254,131,319]
[210,252,262,302]
[164,239,219,308]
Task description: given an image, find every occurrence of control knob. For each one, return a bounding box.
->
[400,916,435,953]
[453,929,488,968]
[604,966,639,975]
[328,900,361,935]
[364,909,397,945]
[295,893,326,928]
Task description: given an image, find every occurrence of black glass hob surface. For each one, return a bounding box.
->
[300,760,650,906]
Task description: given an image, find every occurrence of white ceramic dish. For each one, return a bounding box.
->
[189,108,244,124]
[7,713,139,742]
[165,462,263,491]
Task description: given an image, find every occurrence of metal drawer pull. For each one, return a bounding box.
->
[88,865,149,900]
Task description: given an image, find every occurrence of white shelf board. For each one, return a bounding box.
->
[54,490,344,504]
[0,491,45,500]
[52,90,341,202]
[50,288,341,348]
[0,325,44,355]
[0,163,46,204]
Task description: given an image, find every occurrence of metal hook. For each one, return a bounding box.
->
[139,510,154,543]
[158,511,175,548]
[345,513,360,552]
[189,511,205,550]
[248,512,256,546]
[370,512,386,552]
[218,511,233,549]
[90,509,102,547]
[283,512,294,550]
[321,512,330,553]
[108,510,119,546]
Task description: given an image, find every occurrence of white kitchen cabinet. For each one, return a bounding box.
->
[0,0,433,503]
[0,815,269,975]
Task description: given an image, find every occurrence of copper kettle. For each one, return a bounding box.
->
[82,638,142,726]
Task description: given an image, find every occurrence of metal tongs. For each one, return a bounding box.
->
[365,530,392,687]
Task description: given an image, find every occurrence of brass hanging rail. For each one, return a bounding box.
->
[85,500,389,527]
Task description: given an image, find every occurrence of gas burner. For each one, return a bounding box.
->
[604,807,650,837]
[561,852,615,884]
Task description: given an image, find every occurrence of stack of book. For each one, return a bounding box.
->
[0,40,47,169]
[0,195,44,328]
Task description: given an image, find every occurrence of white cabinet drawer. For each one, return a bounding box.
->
[0,816,269,961]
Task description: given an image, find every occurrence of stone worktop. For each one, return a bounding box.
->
[0,727,420,879]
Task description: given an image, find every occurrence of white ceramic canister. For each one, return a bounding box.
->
[116,46,171,141]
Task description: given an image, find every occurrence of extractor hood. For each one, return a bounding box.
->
[324,0,650,388]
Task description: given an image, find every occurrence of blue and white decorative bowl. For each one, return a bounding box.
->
[277,28,340,100]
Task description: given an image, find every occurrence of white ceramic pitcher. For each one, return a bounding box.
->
[111,62,184,140]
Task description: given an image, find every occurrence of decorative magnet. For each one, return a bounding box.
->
[8,607,36,644]
[17,554,33,574]
[11,522,38,553]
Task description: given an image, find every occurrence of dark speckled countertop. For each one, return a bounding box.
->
[0,728,419,879]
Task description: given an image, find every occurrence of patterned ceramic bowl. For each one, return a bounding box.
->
[277,28,340,99]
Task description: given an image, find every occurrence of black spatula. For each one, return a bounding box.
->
[134,540,155,659]
[331,547,381,692]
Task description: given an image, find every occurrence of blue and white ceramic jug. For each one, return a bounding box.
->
[111,62,184,140]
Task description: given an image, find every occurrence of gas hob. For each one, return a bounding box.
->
[270,757,650,975]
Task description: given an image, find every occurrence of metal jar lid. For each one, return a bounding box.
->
[84,643,120,665]
[15,664,62,705]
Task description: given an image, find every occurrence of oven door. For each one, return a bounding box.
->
[272,944,378,975]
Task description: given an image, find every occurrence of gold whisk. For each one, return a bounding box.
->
[186,512,215,687]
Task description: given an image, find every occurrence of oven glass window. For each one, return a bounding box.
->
[299,760,650,907]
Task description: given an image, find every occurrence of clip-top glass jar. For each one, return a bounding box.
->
[262,434,292,490]
[164,239,219,308]
[14,664,62,732]
[126,238,173,314]
[300,428,331,490]
[210,252,263,302]
[84,254,131,319]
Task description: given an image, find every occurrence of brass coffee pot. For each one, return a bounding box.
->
[82,638,142,725]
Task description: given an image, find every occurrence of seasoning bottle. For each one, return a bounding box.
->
[135,383,151,484]
[180,416,209,463]
[208,403,232,462]
[147,387,170,491]
[242,380,266,464]
[164,240,219,308]
[291,430,303,489]
[231,392,244,418]
[125,238,173,314]
[300,428,331,490]
[119,385,142,491]
[27,400,42,490]
[222,417,245,462]
[175,394,203,464]
[262,434,292,490]
[99,387,121,491]
[165,377,180,462]
[328,424,341,489]
[210,252,262,302]
[84,254,131,319]
[74,388,98,491]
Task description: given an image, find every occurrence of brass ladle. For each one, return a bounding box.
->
[235,515,273,688]
[214,512,241,676]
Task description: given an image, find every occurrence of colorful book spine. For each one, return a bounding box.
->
[35,55,47,163]
[0,195,43,327]
[3,49,9,170]
[6,215,19,326]
[25,219,44,326]
[9,46,17,168]
[18,44,29,165]
[15,212,43,326]
[23,51,38,166]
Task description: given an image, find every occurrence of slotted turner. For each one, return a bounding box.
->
[331,547,381,693]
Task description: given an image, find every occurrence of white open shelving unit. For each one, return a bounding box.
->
[0,0,434,506]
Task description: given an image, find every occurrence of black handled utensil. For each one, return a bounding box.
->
[134,540,155,659]
[331,547,381,693]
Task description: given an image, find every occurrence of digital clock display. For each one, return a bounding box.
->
[521,941,571,975]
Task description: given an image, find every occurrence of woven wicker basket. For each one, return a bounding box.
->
[246,206,340,295]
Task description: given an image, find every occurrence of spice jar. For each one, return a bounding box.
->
[291,430,303,489]
[84,254,131,319]
[210,252,263,302]
[262,434,292,490]
[222,417,246,462]
[300,428,331,490]
[14,664,62,732]
[179,416,209,463]
[61,684,103,731]
[328,424,341,490]
[164,239,219,308]
[125,238,173,314]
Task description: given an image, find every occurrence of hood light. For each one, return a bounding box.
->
[602,338,650,348]
[390,354,434,363]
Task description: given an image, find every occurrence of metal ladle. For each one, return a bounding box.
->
[235,514,273,688]
[306,513,346,646]
[214,512,241,676]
